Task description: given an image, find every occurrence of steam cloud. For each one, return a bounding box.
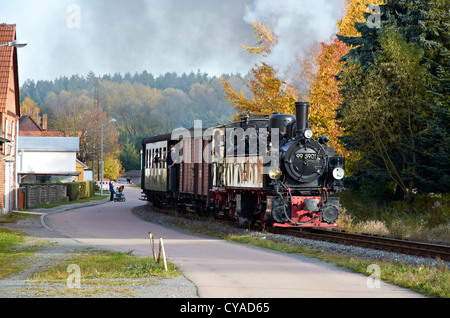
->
[243,0,344,91]
[8,0,260,82]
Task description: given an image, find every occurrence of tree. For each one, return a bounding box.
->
[413,0,450,192]
[222,21,301,117]
[337,0,450,195]
[337,0,385,38]
[309,39,348,156]
[157,87,192,129]
[222,62,297,116]
[241,21,276,55]
[103,155,124,180]
[120,140,141,171]
[339,24,428,197]
[44,89,121,179]
[309,0,385,161]
[100,80,163,144]
[21,97,41,124]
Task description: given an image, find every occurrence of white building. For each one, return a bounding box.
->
[18,136,80,183]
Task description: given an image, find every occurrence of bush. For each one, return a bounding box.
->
[66,182,80,201]
[79,181,89,199]
[79,181,95,199]
[90,181,95,197]
[66,181,95,201]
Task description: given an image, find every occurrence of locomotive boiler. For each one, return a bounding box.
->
[141,101,345,228]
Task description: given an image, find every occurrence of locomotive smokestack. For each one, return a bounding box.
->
[295,101,309,134]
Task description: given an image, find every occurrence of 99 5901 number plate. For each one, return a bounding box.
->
[295,153,317,160]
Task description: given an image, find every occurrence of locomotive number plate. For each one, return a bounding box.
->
[295,153,317,160]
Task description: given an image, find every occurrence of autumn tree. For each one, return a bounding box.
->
[44,90,121,180]
[308,0,384,159]
[222,21,299,117]
[308,39,348,156]
[103,155,124,181]
[21,97,41,124]
[223,62,297,116]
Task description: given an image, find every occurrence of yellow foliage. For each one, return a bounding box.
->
[241,21,276,56]
[338,0,385,37]
[309,39,348,155]
[103,155,124,180]
[222,63,297,116]
[21,97,41,124]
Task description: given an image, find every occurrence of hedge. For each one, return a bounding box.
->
[66,181,95,201]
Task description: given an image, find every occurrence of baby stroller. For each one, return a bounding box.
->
[114,185,126,202]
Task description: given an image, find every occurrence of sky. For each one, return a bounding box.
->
[1,0,261,84]
[1,0,344,86]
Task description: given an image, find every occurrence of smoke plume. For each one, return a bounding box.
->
[243,0,344,92]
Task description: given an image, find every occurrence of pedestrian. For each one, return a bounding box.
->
[109,180,114,202]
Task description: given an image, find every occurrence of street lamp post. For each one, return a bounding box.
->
[0,39,28,48]
[100,118,117,196]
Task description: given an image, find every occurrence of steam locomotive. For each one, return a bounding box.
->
[141,101,345,228]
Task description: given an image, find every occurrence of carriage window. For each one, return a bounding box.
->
[163,147,167,168]
[151,149,154,168]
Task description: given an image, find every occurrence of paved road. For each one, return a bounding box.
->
[44,186,424,298]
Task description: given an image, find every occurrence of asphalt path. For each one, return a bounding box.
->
[44,186,424,298]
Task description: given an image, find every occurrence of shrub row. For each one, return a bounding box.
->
[66,181,95,201]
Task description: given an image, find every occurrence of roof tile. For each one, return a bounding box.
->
[0,24,16,112]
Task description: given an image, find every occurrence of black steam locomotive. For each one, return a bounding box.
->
[141,101,345,228]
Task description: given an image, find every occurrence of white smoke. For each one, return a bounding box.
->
[244,0,344,90]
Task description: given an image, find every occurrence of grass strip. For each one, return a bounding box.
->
[228,235,449,298]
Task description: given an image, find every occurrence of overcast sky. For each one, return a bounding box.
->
[2,0,344,86]
[1,0,261,84]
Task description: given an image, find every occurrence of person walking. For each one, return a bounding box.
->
[109,181,115,202]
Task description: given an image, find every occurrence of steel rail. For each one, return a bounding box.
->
[273,228,450,261]
[149,205,450,261]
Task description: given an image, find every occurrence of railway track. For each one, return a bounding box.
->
[151,205,450,262]
[269,227,450,261]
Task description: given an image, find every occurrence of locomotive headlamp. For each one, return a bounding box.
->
[303,128,313,139]
[269,167,282,179]
[332,167,345,180]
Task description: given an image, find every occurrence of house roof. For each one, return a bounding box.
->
[18,136,80,152]
[19,115,41,128]
[76,158,88,168]
[19,115,64,137]
[0,24,20,115]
